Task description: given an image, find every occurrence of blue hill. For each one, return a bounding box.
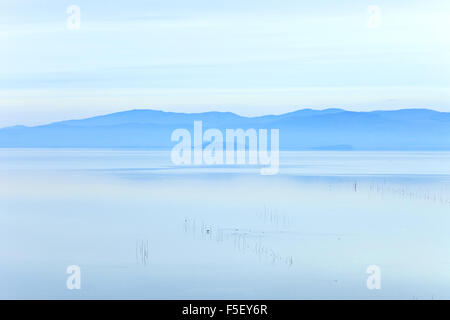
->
[0,108,449,150]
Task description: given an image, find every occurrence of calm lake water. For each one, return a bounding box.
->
[1,149,450,299]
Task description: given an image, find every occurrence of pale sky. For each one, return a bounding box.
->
[1,0,450,127]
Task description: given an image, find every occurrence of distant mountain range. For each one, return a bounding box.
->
[1,108,449,150]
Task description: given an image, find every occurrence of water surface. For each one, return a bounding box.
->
[1,150,449,299]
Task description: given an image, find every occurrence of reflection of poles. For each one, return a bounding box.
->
[144,240,148,265]
[185,219,296,268]
[234,234,247,253]
[136,240,149,266]
[184,218,197,238]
